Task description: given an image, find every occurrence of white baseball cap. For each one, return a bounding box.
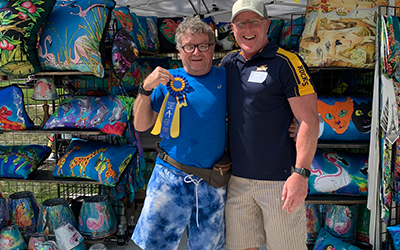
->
[231,0,268,22]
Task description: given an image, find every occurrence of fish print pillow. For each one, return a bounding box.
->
[43,95,134,136]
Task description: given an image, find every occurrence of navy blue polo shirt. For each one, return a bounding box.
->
[221,40,316,180]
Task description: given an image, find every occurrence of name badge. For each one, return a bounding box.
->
[248,71,268,83]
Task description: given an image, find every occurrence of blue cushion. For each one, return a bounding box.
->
[38,0,116,78]
[0,0,56,76]
[0,85,34,130]
[268,19,284,44]
[278,16,305,50]
[388,225,400,250]
[44,95,134,136]
[308,149,368,196]
[53,139,136,187]
[314,228,362,250]
[0,145,51,179]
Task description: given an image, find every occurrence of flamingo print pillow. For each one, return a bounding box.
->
[0,0,56,76]
[0,144,51,179]
[37,0,116,78]
[317,96,372,141]
[308,150,368,196]
[324,204,357,243]
[53,138,136,187]
[43,95,134,136]
[0,85,34,131]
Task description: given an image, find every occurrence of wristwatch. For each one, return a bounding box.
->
[138,82,153,96]
[293,168,311,178]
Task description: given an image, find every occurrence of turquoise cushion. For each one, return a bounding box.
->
[0,145,51,179]
[38,0,116,78]
[388,225,400,250]
[0,85,34,130]
[53,139,136,187]
[268,19,284,44]
[308,149,368,196]
[278,16,305,50]
[44,95,134,136]
[314,228,362,250]
[0,0,56,76]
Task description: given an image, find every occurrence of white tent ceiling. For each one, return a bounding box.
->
[114,0,308,23]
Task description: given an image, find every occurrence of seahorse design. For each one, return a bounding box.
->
[69,148,107,177]
[57,145,82,176]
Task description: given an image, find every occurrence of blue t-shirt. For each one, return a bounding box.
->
[151,67,227,169]
[221,40,316,180]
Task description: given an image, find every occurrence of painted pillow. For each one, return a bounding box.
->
[324,204,357,243]
[268,19,284,44]
[131,12,148,51]
[0,0,56,76]
[317,96,372,141]
[38,0,116,78]
[158,17,182,53]
[53,139,136,187]
[216,22,238,51]
[168,59,182,69]
[313,228,362,250]
[306,204,321,245]
[0,85,34,130]
[387,224,400,250]
[278,15,305,51]
[0,144,51,179]
[43,95,134,136]
[144,16,159,52]
[298,1,386,68]
[308,149,368,196]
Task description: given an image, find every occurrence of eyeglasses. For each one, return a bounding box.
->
[180,43,213,53]
[233,18,265,28]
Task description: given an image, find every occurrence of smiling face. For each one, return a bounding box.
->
[231,11,271,60]
[178,33,214,76]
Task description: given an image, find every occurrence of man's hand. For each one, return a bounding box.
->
[143,66,175,91]
[281,173,308,213]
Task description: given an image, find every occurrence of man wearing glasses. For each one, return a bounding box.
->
[221,0,319,250]
[132,16,227,250]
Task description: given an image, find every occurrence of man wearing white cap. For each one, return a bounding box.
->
[221,0,319,249]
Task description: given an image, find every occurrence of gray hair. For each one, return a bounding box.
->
[175,16,215,49]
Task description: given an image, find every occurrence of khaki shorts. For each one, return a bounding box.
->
[224,175,307,250]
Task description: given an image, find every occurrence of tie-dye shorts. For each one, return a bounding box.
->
[132,162,226,250]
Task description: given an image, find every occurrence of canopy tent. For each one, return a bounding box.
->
[114,0,308,23]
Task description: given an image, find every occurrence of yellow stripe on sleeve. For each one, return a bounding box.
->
[277,48,315,96]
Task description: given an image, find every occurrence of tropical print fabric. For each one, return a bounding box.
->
[0,0,56,76]
[0,144,51,179]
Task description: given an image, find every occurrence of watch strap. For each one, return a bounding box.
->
[138,82,153,96]
[293,168,310,178]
